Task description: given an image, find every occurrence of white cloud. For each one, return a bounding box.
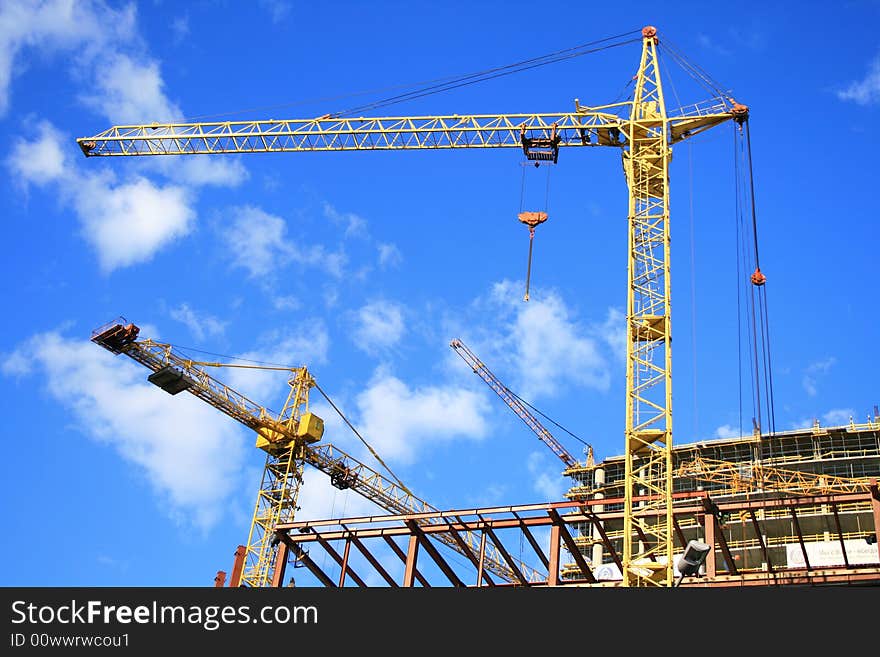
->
[74,172,194,272]
[697,33,731,57]
[802,357,836,397]
[295,468,382,522]
[527,451,567,501]
[0,0,136,116]
[169,303,227,342]
[258,0,291,23]
[6,119,66,185]
[8,122,196,272]
[151,157,249,189]
[82,52,181,124]
[377,242,402,269]
[272,295,301,311]
[355,367,490,464]
[822,409,854,426]
[224,206,292,278]
[323,202,368,239]
[171,15,189,43]
[224,326,330,406]
[224,206,347,280]
[351,300,405,355]
[715,424,744,439]
[475,280,611,400]
[597,307,626,361]
[2,330,247,530]
[837,53,880,105]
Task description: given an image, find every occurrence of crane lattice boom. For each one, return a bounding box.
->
[450,338,580,471]
[90,320,541,586]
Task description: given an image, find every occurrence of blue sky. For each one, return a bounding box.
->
[1,0,878,587]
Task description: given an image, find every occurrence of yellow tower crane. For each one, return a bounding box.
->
[77,27,751,587]
[90,319,540,587]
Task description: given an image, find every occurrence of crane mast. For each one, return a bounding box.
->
[90,320,540,586]
[79,28,747,587]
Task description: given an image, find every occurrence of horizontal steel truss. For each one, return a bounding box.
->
[76,105,734,157]
[265,484,880,587]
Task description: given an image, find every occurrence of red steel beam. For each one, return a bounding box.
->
[350,536,398,588]
[481,525,529,586]
[385,535,430,588]
[513,511,549,570]
[830,503,850,568]
[747,509,774,573]
[548,509,595,583]
[446,517,495,586]
[583,508,623,572]
[275,489,875,534]
[403,534,419,588]
[312,534,367,587]
[406,521,464,587]
[679,567,880,588]
[703,497,738,576]
[287,542,337,588]
[213,571,226,587]
[548,524,561,586]
[228,545,246,587]
[871,479,880,560]
[789,507,812,571]
[702,510,716,577]
[271,540,289,588]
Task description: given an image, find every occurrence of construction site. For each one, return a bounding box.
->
[77,25,880,589]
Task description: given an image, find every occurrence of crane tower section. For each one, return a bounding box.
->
[621,26,674,587]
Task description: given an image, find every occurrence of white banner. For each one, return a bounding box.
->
[786,540,879,568]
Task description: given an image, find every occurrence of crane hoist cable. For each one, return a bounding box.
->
[311,381,414,497]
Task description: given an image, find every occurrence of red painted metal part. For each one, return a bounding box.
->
[265,490,879,588]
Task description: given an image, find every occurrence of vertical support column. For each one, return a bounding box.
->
[338,539,352,587]
[403,534,420,587]
[548,524,561,586]
[592,468,605,568]
[702,511,717,577]
[214,571,226,587]
[476,532,487,587]
[871,480,880,561]
[229,545,246,587]
[270,539,289,588]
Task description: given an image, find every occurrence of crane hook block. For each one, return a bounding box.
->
[518,211,548,229]
[520,124,560,163]
[750,267,766,286]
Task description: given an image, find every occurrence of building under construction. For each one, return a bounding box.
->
[249,419,879,589]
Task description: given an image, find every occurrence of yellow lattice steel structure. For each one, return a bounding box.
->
[676,456,872,497]
[90,320,539,587]
[79,28,746,587]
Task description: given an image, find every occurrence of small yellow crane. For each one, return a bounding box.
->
[91,319,540,587]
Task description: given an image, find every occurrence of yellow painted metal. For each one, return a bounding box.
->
[80,31,745,586]
[76,105,735,157]
[676,456,872,497]
[241,368,314,587]
[90,328,540,585]
[621,30,675,587]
